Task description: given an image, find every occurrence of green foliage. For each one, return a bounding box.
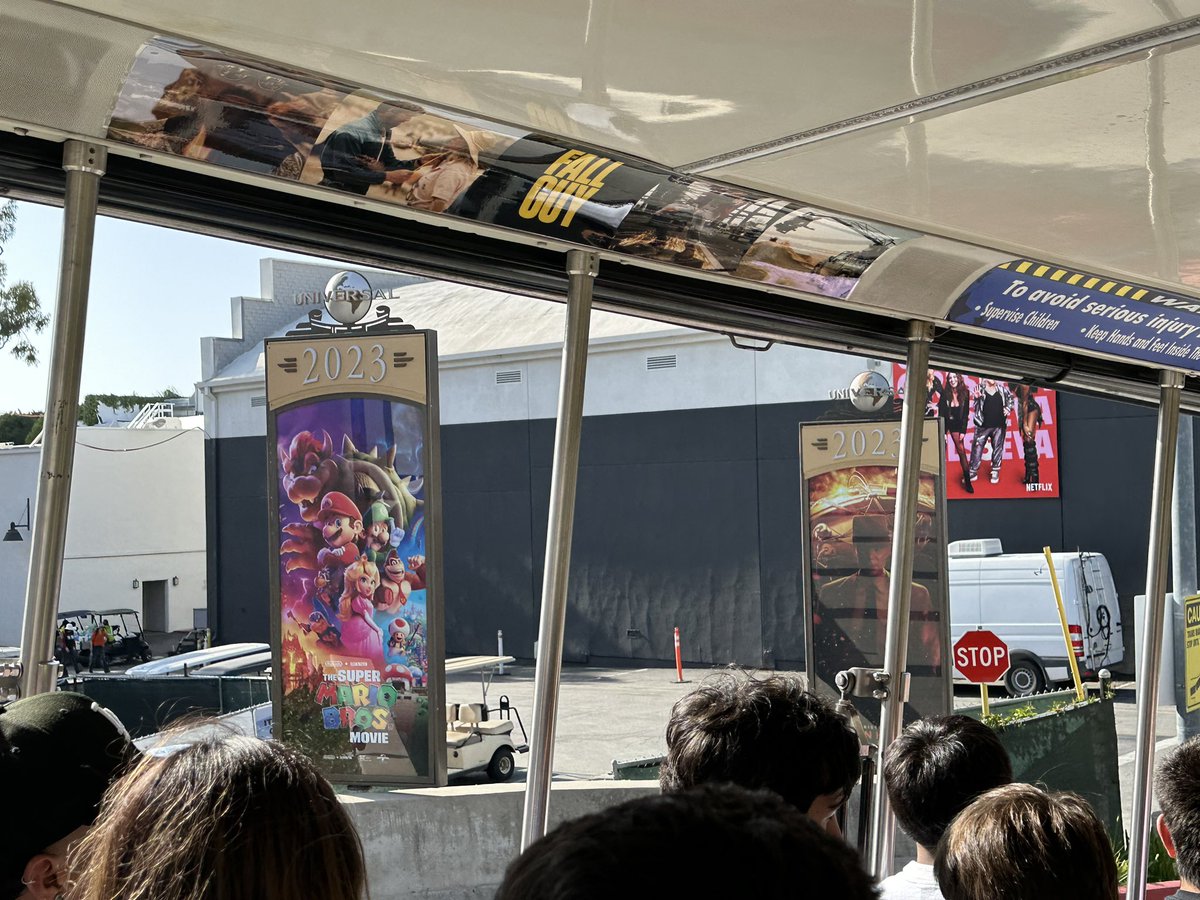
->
[1115,823,1179,885]
[0,201,47,365]
[24,417,42,444]
[981,697,1094,731]
[981,703,1038,730]
[0,413,38,444]
[77,389,183,426]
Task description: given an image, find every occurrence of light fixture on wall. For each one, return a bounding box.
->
[3,522,21,542]
[131,579,139,590]
[172,576,179,586]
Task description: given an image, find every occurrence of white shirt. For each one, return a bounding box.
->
[878,861,943,900]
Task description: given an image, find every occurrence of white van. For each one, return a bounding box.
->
[948,539,1124,696]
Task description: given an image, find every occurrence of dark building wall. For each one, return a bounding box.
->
[207,436,272,644]
[208,393,1192,669]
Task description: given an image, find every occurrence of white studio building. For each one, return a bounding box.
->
[0,415,207,645]
[199,259,884,665]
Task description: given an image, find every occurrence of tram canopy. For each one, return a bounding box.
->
[4,0,1200,402]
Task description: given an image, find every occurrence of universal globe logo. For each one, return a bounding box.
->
[323,271,375,325]
[849,371,892,413]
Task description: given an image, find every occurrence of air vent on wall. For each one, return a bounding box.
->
[250,396,267,408]
[646,354,677,370]
[495,370,523,384]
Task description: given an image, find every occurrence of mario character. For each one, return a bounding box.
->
[316,491,363,570]
[362,500,396,567]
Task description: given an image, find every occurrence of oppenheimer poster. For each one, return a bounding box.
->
[800,419,951,737]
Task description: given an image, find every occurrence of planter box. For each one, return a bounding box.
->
[962,694,1123,845]
[1119,881,1180,899]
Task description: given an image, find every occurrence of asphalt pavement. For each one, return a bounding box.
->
[447,663,1180,828]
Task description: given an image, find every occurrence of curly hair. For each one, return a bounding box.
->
[659,671,860,814]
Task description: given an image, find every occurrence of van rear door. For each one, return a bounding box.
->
[1078,553,1124,669]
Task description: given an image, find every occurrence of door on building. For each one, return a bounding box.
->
[143,580,168,632]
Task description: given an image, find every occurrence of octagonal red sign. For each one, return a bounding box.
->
[953,630,1010,683]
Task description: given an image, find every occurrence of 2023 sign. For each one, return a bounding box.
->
[298,343,389,385]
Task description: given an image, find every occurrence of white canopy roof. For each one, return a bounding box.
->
[12,0,1195,300]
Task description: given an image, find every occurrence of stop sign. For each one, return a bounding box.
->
[953,630,1010,683]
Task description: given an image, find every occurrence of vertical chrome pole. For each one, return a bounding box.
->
[868,319,935,877]
[17,141,105,698]
[1128,369,1184,900]
[519,249,598,849]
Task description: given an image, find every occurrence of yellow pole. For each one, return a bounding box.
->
[1044,546,1086,702]
[980,682,989,717]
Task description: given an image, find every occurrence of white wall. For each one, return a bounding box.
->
[0,426,207,639]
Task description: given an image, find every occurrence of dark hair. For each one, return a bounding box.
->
[1155,735,1200,884]
[70,732,366,900]
[497,783,877,900]
[935,784,1117,900]
[659,672,860,814]
[883,715,1012,849]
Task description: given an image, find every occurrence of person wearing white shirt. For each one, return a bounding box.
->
[878,715,1012,900]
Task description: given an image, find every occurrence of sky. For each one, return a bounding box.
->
[0,200,332,413]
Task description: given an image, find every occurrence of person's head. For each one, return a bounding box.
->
[376,99,423,129]
[69,732,365,900]
[1155,735,1200,888]
[660,672,859,834]
[935,784,1117,900]
[852,515,891,573]
[883,715,1012,853]
[497,783,877,900]
[0,692,136,900]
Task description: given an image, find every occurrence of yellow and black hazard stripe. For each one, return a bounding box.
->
[997,260,1153,301]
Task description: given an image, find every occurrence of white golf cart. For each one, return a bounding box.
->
[445,655,528,781]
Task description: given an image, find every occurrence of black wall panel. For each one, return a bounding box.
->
[208,392,1192,671]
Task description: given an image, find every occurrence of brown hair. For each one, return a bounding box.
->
[934,783,1117,900]
[69,731,366,900]
[659,671,859,815]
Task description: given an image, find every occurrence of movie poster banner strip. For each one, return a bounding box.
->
[949,259,1200,373]
[266,329,444,785]
[800,419,951,739]
[892,364,1060,499]
[108,37,913,302]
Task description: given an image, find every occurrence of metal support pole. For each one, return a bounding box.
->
[519,249,598,850]
[17,141,105,699]
[1172,417,1200,740]
[1128,369,1184,900]
[868,319,935,878]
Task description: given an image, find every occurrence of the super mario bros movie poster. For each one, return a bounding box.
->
[266,330,442,784]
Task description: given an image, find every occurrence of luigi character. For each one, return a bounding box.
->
[362,500,396,567]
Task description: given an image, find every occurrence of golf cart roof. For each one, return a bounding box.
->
[124,642,269,677]
[94,608,140,617]
[57,610,96,619]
